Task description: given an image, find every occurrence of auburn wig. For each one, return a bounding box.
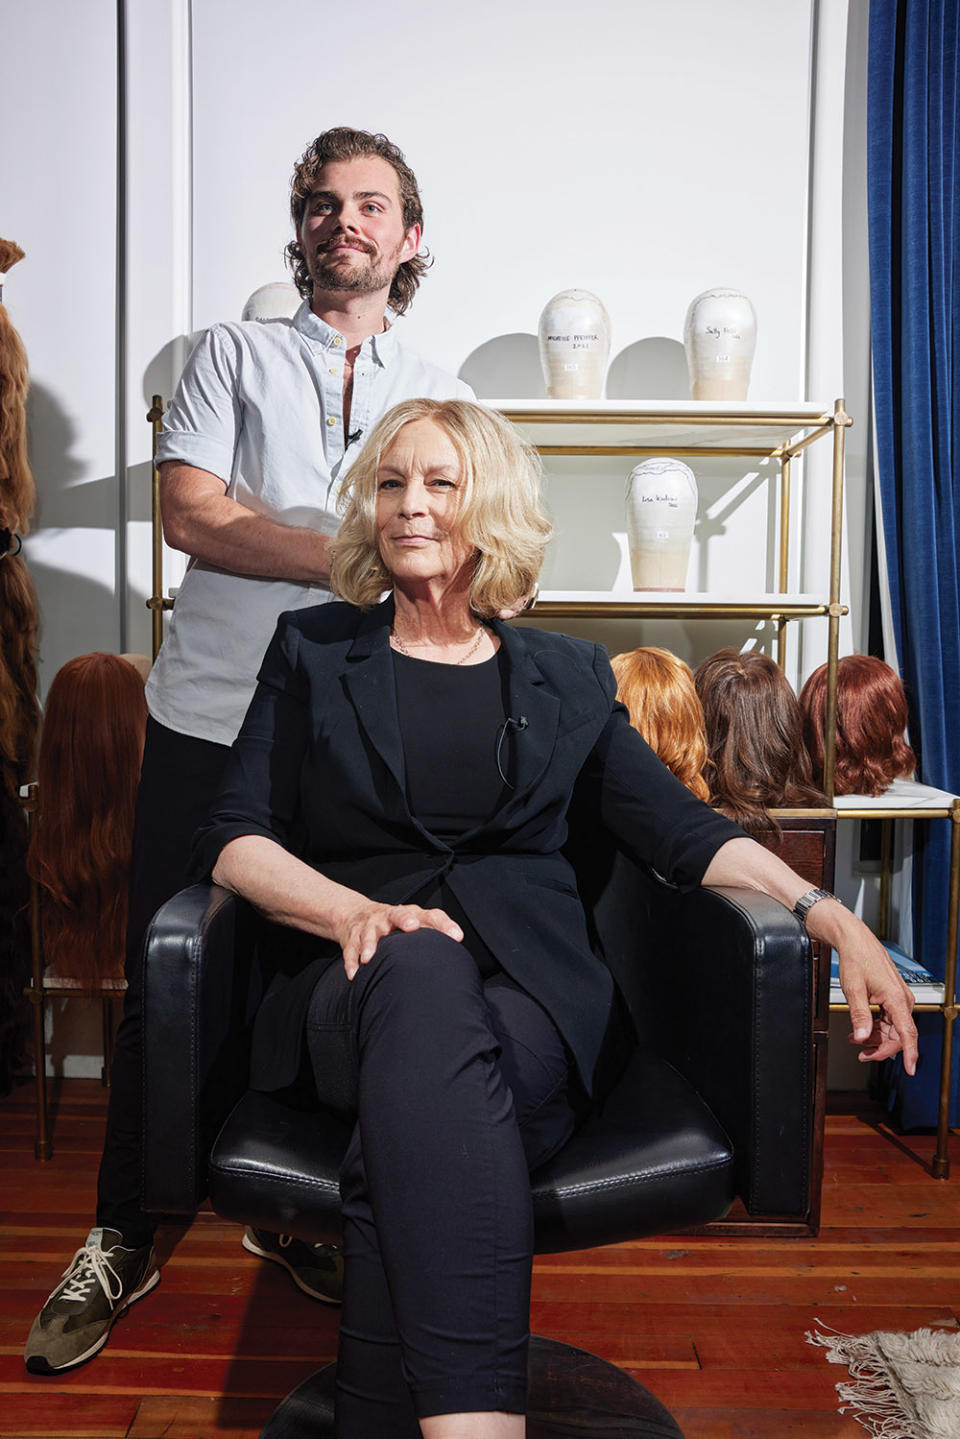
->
[27,654,148,989]
[610,646,711,802]
[799,654,916,796]
[694,647,826,834]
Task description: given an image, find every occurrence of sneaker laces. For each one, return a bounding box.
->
[59,1244,124,1305]
[278,1233,335,1257]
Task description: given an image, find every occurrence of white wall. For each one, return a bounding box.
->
[2,0,121,685]
[189,0,812,393]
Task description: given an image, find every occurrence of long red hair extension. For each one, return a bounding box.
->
[611,646,711,802]
[694,647,826,834]
[27,654,147,988]
[799,654,916,796]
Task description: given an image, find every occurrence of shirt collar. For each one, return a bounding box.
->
[294,300,399,367]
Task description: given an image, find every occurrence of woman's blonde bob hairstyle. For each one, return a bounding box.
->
[330,399,553,617]
[610,646,711,803]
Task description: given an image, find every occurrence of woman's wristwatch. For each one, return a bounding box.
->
[792,887,842,926]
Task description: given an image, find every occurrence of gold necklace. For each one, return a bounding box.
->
[390,625,486,665]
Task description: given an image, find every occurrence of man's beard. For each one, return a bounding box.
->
[309,240,403,297]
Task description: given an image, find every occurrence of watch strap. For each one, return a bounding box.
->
[792,887,841,925]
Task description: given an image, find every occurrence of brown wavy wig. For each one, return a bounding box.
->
[286,127,430,316]
[799,654,916,796]
[694,647,826,834]
[27,654,148,988]
[610,646,711,802]
[0,552,40,799]
[0,296,35,536]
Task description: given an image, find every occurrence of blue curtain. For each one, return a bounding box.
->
[868,0,960,1127]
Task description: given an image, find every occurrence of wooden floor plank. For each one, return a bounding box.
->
[0,1392,137,1438]
[127,1394,272,1439]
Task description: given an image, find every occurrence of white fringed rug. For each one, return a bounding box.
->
[807,1323,960,1437]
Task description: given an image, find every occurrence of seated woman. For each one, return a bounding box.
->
[196,399,916,1439]
[610,646,711,801]
[799,654,916,796]
[27,652,148,989]
[694,647,826,835]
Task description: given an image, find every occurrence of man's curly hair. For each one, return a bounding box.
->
[286,127,431,316]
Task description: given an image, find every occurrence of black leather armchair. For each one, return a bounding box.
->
[141,850,816,1434]
[142,849,817,1242]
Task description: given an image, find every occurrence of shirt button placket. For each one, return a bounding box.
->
[322,337,344,460]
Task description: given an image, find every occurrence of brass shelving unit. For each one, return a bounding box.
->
[499,396,957,1179]
[500,397,851,792]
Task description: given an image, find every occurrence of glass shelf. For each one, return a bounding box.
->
[530,590,839,620]
[832,778,960,818]
[492,399,835,456]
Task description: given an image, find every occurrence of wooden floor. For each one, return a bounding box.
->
[0,1079,957,1439]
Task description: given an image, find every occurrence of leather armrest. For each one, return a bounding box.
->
[643,881,813,1216]
[592,853,813,1217]
[142,882,257,1215]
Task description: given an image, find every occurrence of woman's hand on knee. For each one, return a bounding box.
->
[338,903,464,980]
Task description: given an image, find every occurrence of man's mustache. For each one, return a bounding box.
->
[316,238,375,257]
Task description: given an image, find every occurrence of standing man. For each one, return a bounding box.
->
[26,127,474,1375]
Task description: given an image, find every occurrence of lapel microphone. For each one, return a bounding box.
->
[496,715,529,787]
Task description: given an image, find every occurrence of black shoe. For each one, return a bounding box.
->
[242,1226,343,1304]
[25,1227,159,1374]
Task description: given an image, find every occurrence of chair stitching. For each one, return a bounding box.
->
[542,1154,732,1200]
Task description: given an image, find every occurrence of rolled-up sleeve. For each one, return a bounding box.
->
[586,646,745,888]
[156,325,242,482]
[189,613,310,878]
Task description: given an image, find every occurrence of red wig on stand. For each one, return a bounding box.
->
[610,646,711,802]
[694,647,826,834]
[799,654,916,796]
[27,654,148,989]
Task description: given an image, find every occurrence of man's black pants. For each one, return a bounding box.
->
[96,716,230,1246]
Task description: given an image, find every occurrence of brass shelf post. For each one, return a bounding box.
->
[147,395,166,660]
[933,798,960,1178]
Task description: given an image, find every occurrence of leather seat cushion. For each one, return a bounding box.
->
[208,1048,734,1251]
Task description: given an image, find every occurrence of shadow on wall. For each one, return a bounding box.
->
[459,333,545,399]
[606,338,689,401]
[24,382,121,694]
[142,331,207,413]
[459,334,690,402]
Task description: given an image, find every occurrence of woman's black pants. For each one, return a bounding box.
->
[305,927,577,1436]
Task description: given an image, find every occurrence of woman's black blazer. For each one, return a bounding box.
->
[192,596,741,1094]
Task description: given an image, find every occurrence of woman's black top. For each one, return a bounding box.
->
[392,647,510,978]
[391,648,510,836]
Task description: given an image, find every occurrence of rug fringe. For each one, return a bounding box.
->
[806,1324,929,1438]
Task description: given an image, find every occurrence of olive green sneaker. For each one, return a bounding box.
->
[242,1226,343,1303]
[24,1227,159,1374]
